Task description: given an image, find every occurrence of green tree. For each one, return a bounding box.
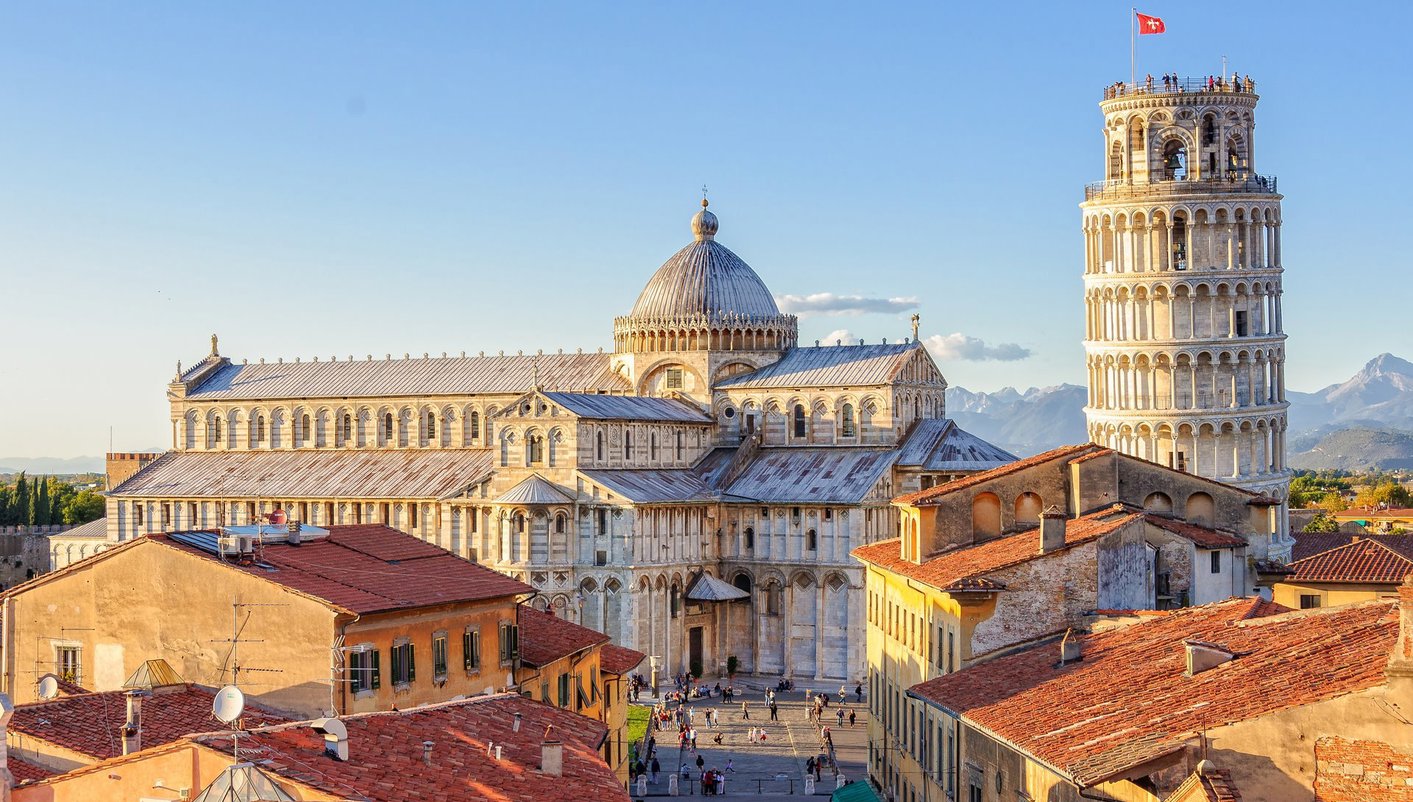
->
[1317,493,1350,513]
[1355,481,1413,509]
[1304,512,1340,533]
[12,473,27,525]
[33,476,51,526]
[60,491,105,526]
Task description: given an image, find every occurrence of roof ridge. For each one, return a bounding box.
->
[1232,597,1395,628]
[1289,536,1413,566]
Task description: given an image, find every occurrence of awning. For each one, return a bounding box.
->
[685,573,750,602]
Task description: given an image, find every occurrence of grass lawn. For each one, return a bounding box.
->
[626,704,651,761]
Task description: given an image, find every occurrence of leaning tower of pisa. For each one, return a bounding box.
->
[1081,75,1290,550]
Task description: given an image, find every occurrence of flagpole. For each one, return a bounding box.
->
[1130,8,1136,87]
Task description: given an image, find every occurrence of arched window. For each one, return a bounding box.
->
[1161,139,1187,181]
[213,416,223,446]
[744,527,755,550]
[300,414,310,444]
[793,404,807,439]
[972,492,1002,539]
[255,415,266,443]
[341,413,352,442]
[913,397,921,420]
[670,584,681,618]
[1014,492,1043,526]
[514,512,525,533]
[382,413,394,445]
[425,411,436,440]
[806,529,817,551]
[468,411,481,441]
[732,574,752,596]
[765,581,782,616]
[1144,491,1173,513]
[1186,492,1215,526]
[555,513,566,534]
[596,431,605,461]
[840,404,856,438]
[527,434,544,464]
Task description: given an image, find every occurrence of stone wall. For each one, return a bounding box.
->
[0,530,51,589]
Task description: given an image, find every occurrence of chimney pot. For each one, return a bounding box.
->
[122,690,147,755]
[422,740,435,765]
[1040,506,1067,554]
[541,740,563,776]
[513,712,522,732]
[1058,629,1081,665]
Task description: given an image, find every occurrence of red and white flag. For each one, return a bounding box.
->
[1136,11,1166,34]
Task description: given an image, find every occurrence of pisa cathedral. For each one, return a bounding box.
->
[1081,77,1292,555]
[90,202,1014,682]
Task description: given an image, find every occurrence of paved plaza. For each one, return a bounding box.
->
[630,681,869,798]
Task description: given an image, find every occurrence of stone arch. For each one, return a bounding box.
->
[1144,491,1173,513]
[1186,491,1215,526]
[1014,492,1043,527]
[972,492,1002,539]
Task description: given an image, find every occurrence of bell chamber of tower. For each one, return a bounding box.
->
[1080,76,1292,549]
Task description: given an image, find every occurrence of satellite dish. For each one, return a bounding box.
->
[212,685,246,724]
[36,674,60,700]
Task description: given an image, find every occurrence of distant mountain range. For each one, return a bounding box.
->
[0,455,106,475]
[946,353,1413,470]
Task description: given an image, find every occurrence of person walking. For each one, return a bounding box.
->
[855,683,863,703]
[769,701,778,721]
[696,754,705,772]
[741,700,749,720]
[838,685,847,704]
[650,756,661,783]
[848,708,857,727]
[725,759,735,773]
[836,707,845,727]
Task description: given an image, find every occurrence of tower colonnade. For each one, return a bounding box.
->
[1082,77,1291,553]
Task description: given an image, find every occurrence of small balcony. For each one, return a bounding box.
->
[1084,173,1277,202]
[1103,75,1256,100]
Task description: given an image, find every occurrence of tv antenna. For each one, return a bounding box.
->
[211,603,286,688]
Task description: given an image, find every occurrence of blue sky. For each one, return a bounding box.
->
[1,1,1409,457]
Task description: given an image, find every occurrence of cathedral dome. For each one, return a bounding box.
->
[628,202,783,320]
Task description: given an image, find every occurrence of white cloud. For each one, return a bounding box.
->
[923,332,1031,362]
[821,328,857,346]
[776,293,920,316]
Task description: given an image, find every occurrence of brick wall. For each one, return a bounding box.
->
[1315,737,1413,801]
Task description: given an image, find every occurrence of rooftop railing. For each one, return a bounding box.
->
[1084,173,1277,202]
[1103,76,1256,100]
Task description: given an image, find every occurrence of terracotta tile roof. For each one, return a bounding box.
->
[1163,765,1243,801]
[1293,532,1413,562]
[518,606,610,668]
[1314,737,1413,802]
[893,444,1103,506]
[599,643,647,675]
[155,525,532,614]
[910,598,1398,788]
[10,684,289,761]
[194,694,626,802]
[8,755,58,785]
[1287,538,1413,584]
[852,506,1142,592]
[1143,515,1248,548]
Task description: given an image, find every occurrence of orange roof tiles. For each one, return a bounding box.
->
[910,598,1398,788]
[10,684,289,761]
[7,755,57,785]
[1288,538,1413,584]
[155,525,532,614]
[853,506,1142,592]
[518,606,611,668]
[893,444,1103,506]
[194,694,625,802]
[1143,515,1248,548]
[600,643,647,675]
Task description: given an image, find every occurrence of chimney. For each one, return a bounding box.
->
[122,690,147,755]
[1388,576,1413,679]
[287,521,302,546]
[1040,506,1067,554]
[513,712,522,733]
[1184,640,1236,676]
[1058,628,1081,665]
[312,718,349,762]
[422,740,435,766]
[541,740,563,776]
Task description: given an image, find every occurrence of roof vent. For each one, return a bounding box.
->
[422,740,435,765]
[541,740,563,776]
[1058,628,1081,665]
[287,521,302,546]
[311,717,349,761]
[513,712,522,733]
[1184,639,1236,676]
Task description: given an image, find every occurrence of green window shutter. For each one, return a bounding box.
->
[408,645,416,682]
[371,650,381,690]
[463,631,472,670]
